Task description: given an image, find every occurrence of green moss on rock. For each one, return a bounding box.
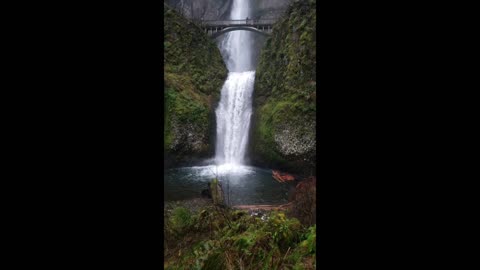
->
[251,0,316,175]
[164,6,228,166]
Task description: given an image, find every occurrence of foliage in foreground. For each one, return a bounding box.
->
[164,205,316,270]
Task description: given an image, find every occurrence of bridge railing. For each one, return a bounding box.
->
[201,18,277,27]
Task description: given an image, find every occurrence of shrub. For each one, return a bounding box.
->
[164,205,315,269]
[289,177,316,226]
[169,207,193,235]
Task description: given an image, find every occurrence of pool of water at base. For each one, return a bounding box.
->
[164,165,295,205]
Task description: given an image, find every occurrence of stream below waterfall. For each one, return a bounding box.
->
[164,165,295,205]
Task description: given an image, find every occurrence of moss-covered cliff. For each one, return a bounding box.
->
[251,0,316,175]
[164,6,228,166]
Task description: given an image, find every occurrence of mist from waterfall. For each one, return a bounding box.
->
[215,0,255,168]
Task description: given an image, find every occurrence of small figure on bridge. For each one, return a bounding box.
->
[246,17,249,24]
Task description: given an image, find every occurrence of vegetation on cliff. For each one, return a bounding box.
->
[164,5,228,165]
[251,0,316,174]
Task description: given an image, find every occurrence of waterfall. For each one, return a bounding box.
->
[215,0,255,167]
[215,71,255,165]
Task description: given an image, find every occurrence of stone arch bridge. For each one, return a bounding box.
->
[200,19,276,38]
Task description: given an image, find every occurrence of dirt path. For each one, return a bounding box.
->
[232,202,292,211]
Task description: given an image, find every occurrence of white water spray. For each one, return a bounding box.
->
[215,0,255,167]
[215,71,255,165]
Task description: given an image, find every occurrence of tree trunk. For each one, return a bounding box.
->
[210,178,224,206]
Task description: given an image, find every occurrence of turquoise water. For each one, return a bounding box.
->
[164,165,295,205]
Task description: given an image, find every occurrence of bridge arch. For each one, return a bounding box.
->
[211,26,270,38]
[201,19,275,39]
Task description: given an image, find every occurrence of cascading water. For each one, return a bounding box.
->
[215,71,255,165]
[215,0,255,169]
[219,0,253,72]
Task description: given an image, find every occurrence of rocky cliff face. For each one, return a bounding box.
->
[251,0,291,19]
[164,6,228,167]
[165,0,291,20]
[165,0,232,20]
[251,0,316,175]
